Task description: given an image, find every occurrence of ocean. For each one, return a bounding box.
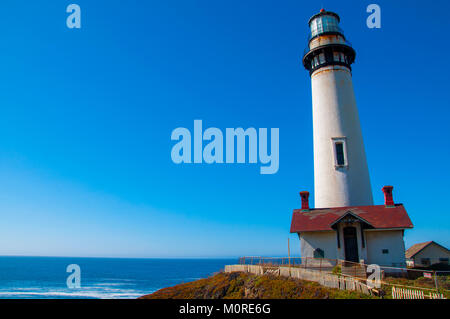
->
[0,256,236,299]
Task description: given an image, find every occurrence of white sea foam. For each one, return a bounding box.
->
[0,291,143,299]
[92,282,134,287]
[0,290,148,299]
[0,284,155,299]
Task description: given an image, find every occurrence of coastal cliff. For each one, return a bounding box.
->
[140,271,374,299]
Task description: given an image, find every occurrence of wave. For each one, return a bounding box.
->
[0,285,156,299]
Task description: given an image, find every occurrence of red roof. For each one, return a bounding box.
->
[290,204,413,233]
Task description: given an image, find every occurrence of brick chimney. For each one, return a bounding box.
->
[382,186,394,207]
[300,191,310,210]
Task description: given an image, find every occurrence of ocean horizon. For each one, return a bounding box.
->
[0,256,236,299]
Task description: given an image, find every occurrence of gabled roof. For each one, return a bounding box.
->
[405,241,450,259]
[329,211,373,228]
[290,204,413,233]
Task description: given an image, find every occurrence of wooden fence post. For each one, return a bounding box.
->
[288,238,291,267]
[434,271,439,292]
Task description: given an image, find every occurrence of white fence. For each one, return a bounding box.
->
[391,286,446,299]
[224,264,373,296]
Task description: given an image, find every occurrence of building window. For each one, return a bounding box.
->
[332,137,347,168]
[313,248,325,259]
[439,258,449,265]
[382,249,389,254]
[421,258,431,266]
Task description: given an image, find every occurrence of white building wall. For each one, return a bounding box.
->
[413,244,450,266]
[299,224,409,267]
[311,65,373,208]
[299,231,337,259]
[365,230,406,267]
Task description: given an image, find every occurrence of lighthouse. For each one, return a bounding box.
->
[302,9,373,208]
[290,10,413,268]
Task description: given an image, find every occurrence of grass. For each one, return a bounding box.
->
[332,265,342,275]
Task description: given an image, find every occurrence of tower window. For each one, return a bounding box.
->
[335,143,345,166]
[333,52,340,62]
[318,53,325,64]
[332,137,348,168]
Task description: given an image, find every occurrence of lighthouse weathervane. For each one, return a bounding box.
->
[303,9,373,208]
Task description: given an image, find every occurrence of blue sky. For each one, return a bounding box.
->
[0,0,448,258]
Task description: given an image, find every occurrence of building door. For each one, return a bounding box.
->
[343,227,359,262]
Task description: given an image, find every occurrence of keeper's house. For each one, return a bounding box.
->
[405,241,450,268]
[290,187,414,267]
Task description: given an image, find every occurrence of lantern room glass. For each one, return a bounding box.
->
[310,15,339,37]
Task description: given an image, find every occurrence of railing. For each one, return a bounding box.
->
[240,256,334,269]
[238,256,304,266]
[239,256,411,269]
[239,256,357,268]
[238,257,371,278]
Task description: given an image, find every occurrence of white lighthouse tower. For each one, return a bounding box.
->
[303,9,373,208]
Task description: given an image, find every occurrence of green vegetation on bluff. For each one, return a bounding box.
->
[140,272,375,299]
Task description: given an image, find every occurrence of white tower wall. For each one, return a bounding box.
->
[311,65,373,208]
